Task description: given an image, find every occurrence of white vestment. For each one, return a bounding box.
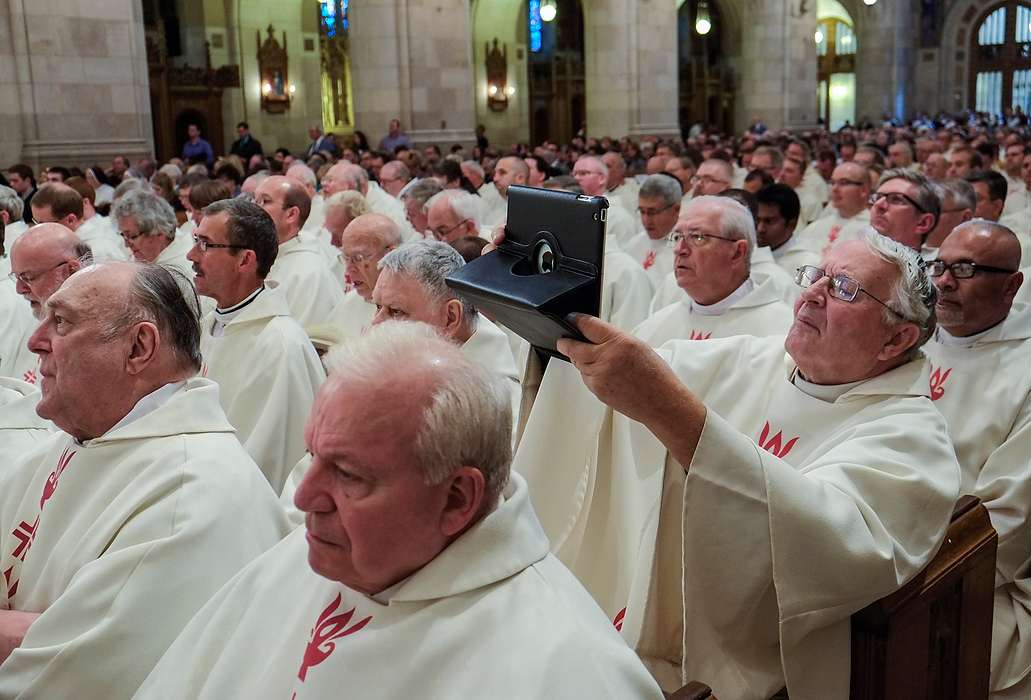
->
[605,200,639,250]
[4,328,39,386]
[609,179,641,220]
[514,339,960,700]
[1003,174,1030,217]
[0,379,291,699]
[323,290,376,341]
[797,209,872,256]
[364,182,409,231]
[4,222,28,251]
[76,215,127,261]
[650,251,799,314]
[267,232,344,328]
[479,181,507,228]
[0,280,34,377]
[132,474,665,700]
[0,378,51,473]
[153,230,194,276]
[633,276,794,345]
[301,193,325,233]
[769,237,821,278]
[200,285,326,494]
[603,247,653,331]
[925,305,1031,695]
[623,231,675,296]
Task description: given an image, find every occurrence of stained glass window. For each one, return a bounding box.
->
[529,0,542,53]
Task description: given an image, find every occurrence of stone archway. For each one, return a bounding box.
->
[942,0,1009,112]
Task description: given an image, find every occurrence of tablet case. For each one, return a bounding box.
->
[445,185,607,360]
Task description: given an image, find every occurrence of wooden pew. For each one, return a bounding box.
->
[666,495,996,700]
[850,495,996,699]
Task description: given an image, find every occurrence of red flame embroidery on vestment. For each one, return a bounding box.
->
[297,593,373,682]
[758,421,799,458]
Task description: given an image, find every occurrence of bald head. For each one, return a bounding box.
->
[285,163,318,198]
[322,163,368,198]
[10,223,90,319]
[339,213,404,300]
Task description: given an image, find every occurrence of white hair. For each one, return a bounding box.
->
[425,189,483,229]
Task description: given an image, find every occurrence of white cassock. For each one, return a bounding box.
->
[650,251,799,314]
[622,231,675,296]
[797,210,872,256]
[177,218,196,240]
[514,339,960,699]
[323,290,376,340]
[800,167,829,209]
[364,182,409,231]
[999,210,1031,265]
[605,200,639,250]
[479,182,507,229]
[795,186,825,228]
[609,180,641,225]
[199,285,326,494]
[633,276,794,345]
[267,232,344,328]
[4,328,39,387]
[1003,174,1030,217]
[0,378,291,699]
[76,216,127,261]
[768,237,821,278]
[302,193,325,233]
[0,378,51,473]
[4,221,28,250]
[603,248,653,331]
[0,280,34,377]
[131,474,665,700]
[153,230,194,276]
[925,305,1031,697]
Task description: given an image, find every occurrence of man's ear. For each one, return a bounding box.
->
[442,299,464,338]
[125,322,160,375]
[877,322,921,363]
[439,466,485,537]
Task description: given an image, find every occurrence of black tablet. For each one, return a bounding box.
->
[445,185,607,360]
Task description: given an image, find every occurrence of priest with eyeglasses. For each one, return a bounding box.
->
[923,220,1031,700]
[515,227,961,700]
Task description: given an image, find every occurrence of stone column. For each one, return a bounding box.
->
[583,0,634,137]
[627,0,681,140]
[738,0,819,132]
[4,0,153,171]
[854,0,916,123]
[351,0,477,149]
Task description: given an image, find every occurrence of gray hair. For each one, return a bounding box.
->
[158,163,182,184]
[685,195,756,267]
[112,189,177,241]
[340,164,368,190]
[323,320,512,505]
[856,228,937,362]
[112,178,146,202]
[324,191,372,220]
[0,186,23,222]
[401,178,445,209]
[98,262,202,373]
[378,240,477,323]
[425,189,483,229]
[578,155,608,179]
[936,178,976,213]
[460,160,484,181]
[287,163,318,189]
[879,168,943,229]
[638,174,682,207]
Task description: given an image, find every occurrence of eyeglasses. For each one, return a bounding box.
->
[9,260,69,286]
[667,229,739,248]
[637,203,675,217]
[254,196,288,209]
[120,229,145,242]
[191,234,247,253]
[571,169,604,177]
[794,265,907,320]
[431,219,470,241]
[340,248,388,266]
[830,179,864,188]
[927,260,1018,279]
[869,191,925,212]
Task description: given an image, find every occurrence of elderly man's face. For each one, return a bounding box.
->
[118,215,168,263]
[371,270,448,329]
[571,158,607,197]
[339,229,390,301]
[672,205,748,305]
[404,197,429,236]
[426,201,470,244]
[692,162,732,196]
[27,268,131,441]
[786,240,908,384]
[11,237,78,319]
[295,372,454,594]
[923,154,948,181]
[320,165,352,198]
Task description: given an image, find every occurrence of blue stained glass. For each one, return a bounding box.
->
[529,0,542,52]
[320,1,347,36]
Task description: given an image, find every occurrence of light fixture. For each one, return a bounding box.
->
[863,0,876,5]
[485,38,510,112]
[815,30,824,43]
[489,85,499,96]
[262,83,271,94]
[289,84,296,93]
[507,86,515,95]
[695,1,711,35]
[831,84,847,98]
[540,0,557,22]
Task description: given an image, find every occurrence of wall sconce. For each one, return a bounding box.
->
[257,25,291,114]
[485,38,509,112]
